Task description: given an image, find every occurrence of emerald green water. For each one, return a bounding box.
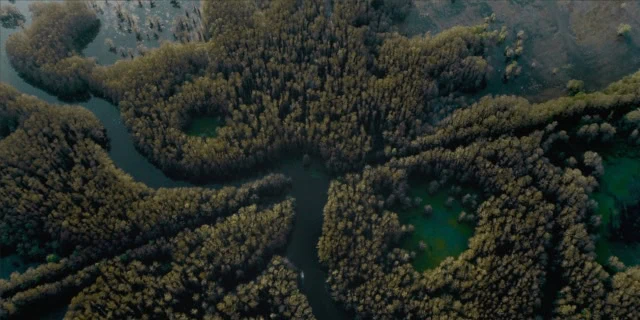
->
[594,155,640,267]
[544,128,640,268]
[0,255,37,279]
[397,182,477,271]
[185,116,222,138]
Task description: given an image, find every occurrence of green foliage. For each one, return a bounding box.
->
[406,71,640,153]
[0,84,294,318]
[216,256,314,319]
[624,108,640,125]
[3,0,640,318]
[8,0,495,181]
[319,70,640,318]
[320,136,560,318]
[45,254,60,264]
[0,3,25,28]
[66,202,304,319]
[5,1,99,98]
[566,79,585,95]
[617,23,632,37]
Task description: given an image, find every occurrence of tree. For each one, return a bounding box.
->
[617,23,632,37]
[566,79,585,95]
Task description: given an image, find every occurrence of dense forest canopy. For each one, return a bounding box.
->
[6,0,495,181]
[0,3,25,29]
[1,0,639,319]
[0,83,298,318]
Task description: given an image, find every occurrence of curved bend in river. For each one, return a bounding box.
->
[1,0,640,319]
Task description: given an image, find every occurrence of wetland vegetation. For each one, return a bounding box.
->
[396,180,480,271]
[1,0,639,319]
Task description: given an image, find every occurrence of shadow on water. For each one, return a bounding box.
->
[277,158,350,320]
[0,2,348,319]
[0,255,37,280]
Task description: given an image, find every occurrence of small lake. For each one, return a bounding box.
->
[397,181,479,271]
[593,155,640,267]
[186,116,223,138]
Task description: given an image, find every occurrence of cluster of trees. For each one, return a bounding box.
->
[566,79,585,95]
[65,202,310,319]
[0,3,24,29]
[95,0,204,58]
[617,23,632,37]
[103,0,493,180]
[214,255,314,319]
[1,83,107,259]
[7,0,498,181]
[112,1,142,36]
[503,30,525,81]
[92,1,148,41]
[318,69,640,318]
[171,5,205,43]
[0,83,291,260]
[576,122,616,142]
[624,108,640,145]
[405,69,640,155]
[5,1,99,98]
[319,133,559,318]
[0,84,301,318]
[2,202,305,319]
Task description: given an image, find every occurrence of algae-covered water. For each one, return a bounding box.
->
[397,181,478,271]
[185,116,223,138]
[545,136,640,268]
[593,155,640,267]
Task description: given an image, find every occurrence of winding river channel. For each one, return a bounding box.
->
[0,2,348,319]
[2,1,640,319]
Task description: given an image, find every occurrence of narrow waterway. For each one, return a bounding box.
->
[4,1,640,319]
[0,2,348,319]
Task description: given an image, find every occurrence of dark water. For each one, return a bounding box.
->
[0,2,348,319]
[278,158,350,320]
[0,255,36,279]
